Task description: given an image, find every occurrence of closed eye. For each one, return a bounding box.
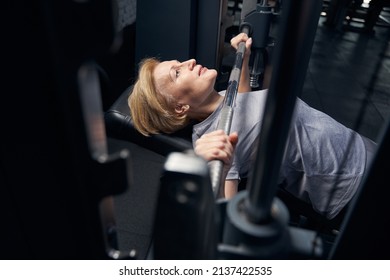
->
[169,60,181,82]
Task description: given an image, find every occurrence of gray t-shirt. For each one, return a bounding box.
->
[192,89,366,219]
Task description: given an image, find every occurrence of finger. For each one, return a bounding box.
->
[196,146,230,164]
[196,137,229,153]
[198,131,229,146]
[246,37,252,50]
[229,132,239,147]
[195,139,233,164]
[230,33,249,48]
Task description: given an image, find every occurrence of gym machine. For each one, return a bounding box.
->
[4,0,389,260]
[1,0,131,259]
[104,0,390,260]
[153,0,327,259]
[153,0,390,259]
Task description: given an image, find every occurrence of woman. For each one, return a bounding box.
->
[128,33,375,220]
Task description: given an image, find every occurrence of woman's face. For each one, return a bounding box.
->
[153,59,218,109]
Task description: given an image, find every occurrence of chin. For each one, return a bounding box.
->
[209,69,218,76]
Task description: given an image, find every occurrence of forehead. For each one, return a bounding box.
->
[151,60,175,96]
[153,60,178,87]
[154,60,178,76]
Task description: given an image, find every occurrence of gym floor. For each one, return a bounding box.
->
[109,14,390,259]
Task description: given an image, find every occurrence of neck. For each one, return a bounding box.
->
[187,90,223,121]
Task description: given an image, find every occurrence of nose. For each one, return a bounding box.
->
[182,59,196,70]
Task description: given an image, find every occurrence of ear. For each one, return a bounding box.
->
[174,104,190,115]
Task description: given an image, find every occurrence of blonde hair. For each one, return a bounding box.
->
[128,58,189,136]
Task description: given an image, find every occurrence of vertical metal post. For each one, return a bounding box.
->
[244,0,323,223]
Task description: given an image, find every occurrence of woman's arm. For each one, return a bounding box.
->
[230,33,252,93]
[224,179,239,199]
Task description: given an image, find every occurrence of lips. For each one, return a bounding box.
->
[197,65,208,76]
